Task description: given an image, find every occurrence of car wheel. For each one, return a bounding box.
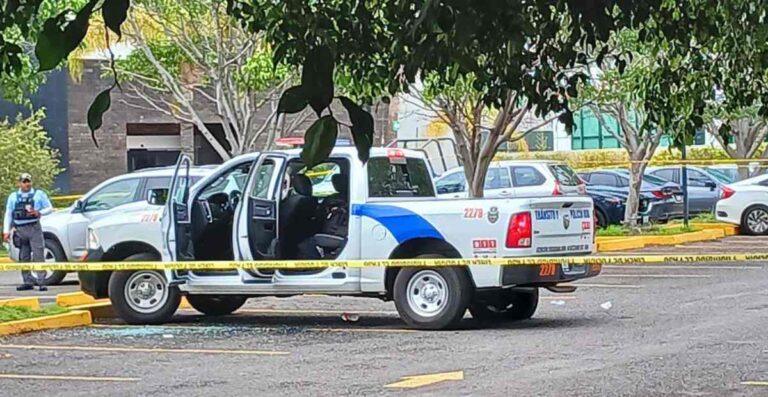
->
[393,255,473,330]
[108,253,180,325]
[21,238,67,286]
[468,288,539,322]
[186,295,247,316]
[742,205,768,235]
[595,209,608,229]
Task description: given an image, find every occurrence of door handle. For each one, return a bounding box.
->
[499,190,511,196]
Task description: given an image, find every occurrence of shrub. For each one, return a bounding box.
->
[0,110,63,205]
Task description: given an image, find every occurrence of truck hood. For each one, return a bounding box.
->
[89,202,164,230]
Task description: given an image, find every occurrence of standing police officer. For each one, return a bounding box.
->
[3,173,53,291]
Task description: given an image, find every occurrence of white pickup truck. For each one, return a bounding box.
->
[79,147,599,329]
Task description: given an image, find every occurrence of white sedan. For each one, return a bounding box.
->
[715,174,768,235]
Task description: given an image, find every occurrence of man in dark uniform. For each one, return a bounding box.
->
[3,173,53,291]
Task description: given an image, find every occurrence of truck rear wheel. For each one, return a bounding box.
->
[186,295,247,316]
[393,256,472,330]
[469,288,539,322]
[108,253,180,325]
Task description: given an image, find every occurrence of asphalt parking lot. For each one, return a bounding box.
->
[1,236,768,396]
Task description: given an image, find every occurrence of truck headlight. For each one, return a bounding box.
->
[87,228,100,250]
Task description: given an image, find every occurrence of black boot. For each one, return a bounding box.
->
[16,284,33,291]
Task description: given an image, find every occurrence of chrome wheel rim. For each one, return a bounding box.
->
[125,271,168,314]
[29,248,57,280]
[406,270,449,318]
[747,209,768,233]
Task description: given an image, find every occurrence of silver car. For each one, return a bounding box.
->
[435,160,586,198]
[9,166,213,285]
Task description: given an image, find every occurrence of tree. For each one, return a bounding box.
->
[82,0,311,159]
[0,0,86,105]
[6,0,768,167]
[406,73,560,197]
[705,107,768,180]
[0,110,63,200]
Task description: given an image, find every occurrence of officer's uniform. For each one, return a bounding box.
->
[3,175,53,289]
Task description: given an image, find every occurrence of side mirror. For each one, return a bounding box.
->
[437,186,448,194]
[147,188,169,206]
[73,199,85,213]
[705,181,717,190]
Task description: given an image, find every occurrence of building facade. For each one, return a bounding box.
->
[1,60,395,193]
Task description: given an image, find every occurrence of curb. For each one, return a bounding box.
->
[597,224,732,252]
[0,310,92,336]
[56,291,102,307]
[56,292,192,318]
[0,297,40,310]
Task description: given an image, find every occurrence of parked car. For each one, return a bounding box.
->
[590,189,626,228]
[579,169,684,223]
[646,166,722,214]
[434,161,585,198]
[9,166,214,285]
[705,164,762,184]
[715,174,768,235]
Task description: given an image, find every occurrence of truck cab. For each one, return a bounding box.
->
[81,147,599,330]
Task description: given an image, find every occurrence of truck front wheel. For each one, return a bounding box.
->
[186,295,247,316]
[469,288,539,322]
[108,253,180,325]
[393,260,472,330]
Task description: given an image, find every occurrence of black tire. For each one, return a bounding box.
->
[21,238,67,285]
[595,209,608,229]
[468,288,539,322]
[741,205,768,235]
[108,253,180,325]
[393,254,473,330]
[186,295,247,316]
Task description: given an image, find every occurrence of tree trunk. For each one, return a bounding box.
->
[624,160,647,228]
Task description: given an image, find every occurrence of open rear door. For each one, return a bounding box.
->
[235,153,287,263]
[162,154,192,262]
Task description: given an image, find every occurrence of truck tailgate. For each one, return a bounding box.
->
[526,197,594,254]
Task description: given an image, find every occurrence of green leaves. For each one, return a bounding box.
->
[277,85,308,113]
[301,116,338,168]
[301,46,335,116]
[35,0,99,72]
[339,96,373,163]
[87,85,115,146]
[103,0,130,39]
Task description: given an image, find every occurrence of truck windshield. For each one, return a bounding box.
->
[368,157,435,198]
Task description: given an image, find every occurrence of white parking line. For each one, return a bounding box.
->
[603,265,762,270]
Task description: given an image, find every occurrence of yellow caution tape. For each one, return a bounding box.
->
[3,253,768,271]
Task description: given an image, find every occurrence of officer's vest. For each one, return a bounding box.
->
[12,189,37,221]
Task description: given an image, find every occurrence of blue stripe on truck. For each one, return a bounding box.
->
[351,204,444,243]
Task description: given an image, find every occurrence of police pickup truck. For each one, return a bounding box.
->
[80,147,599,330]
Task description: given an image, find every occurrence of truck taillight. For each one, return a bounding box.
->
[651,190,670,199]
[553,181,562,196]
[720,186,735,199]
[506,211,532,248]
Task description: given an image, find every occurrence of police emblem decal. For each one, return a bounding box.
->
[487,206,499,224]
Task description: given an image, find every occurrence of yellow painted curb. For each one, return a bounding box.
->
[598,227,729,252]
[69,302,114,319]
[57,292,191,317]
[597,237,646,252]
[0,297,40,310]
[0,310,92,336]
[56,292,100,307]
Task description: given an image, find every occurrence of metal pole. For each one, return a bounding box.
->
[681,143,690,228]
